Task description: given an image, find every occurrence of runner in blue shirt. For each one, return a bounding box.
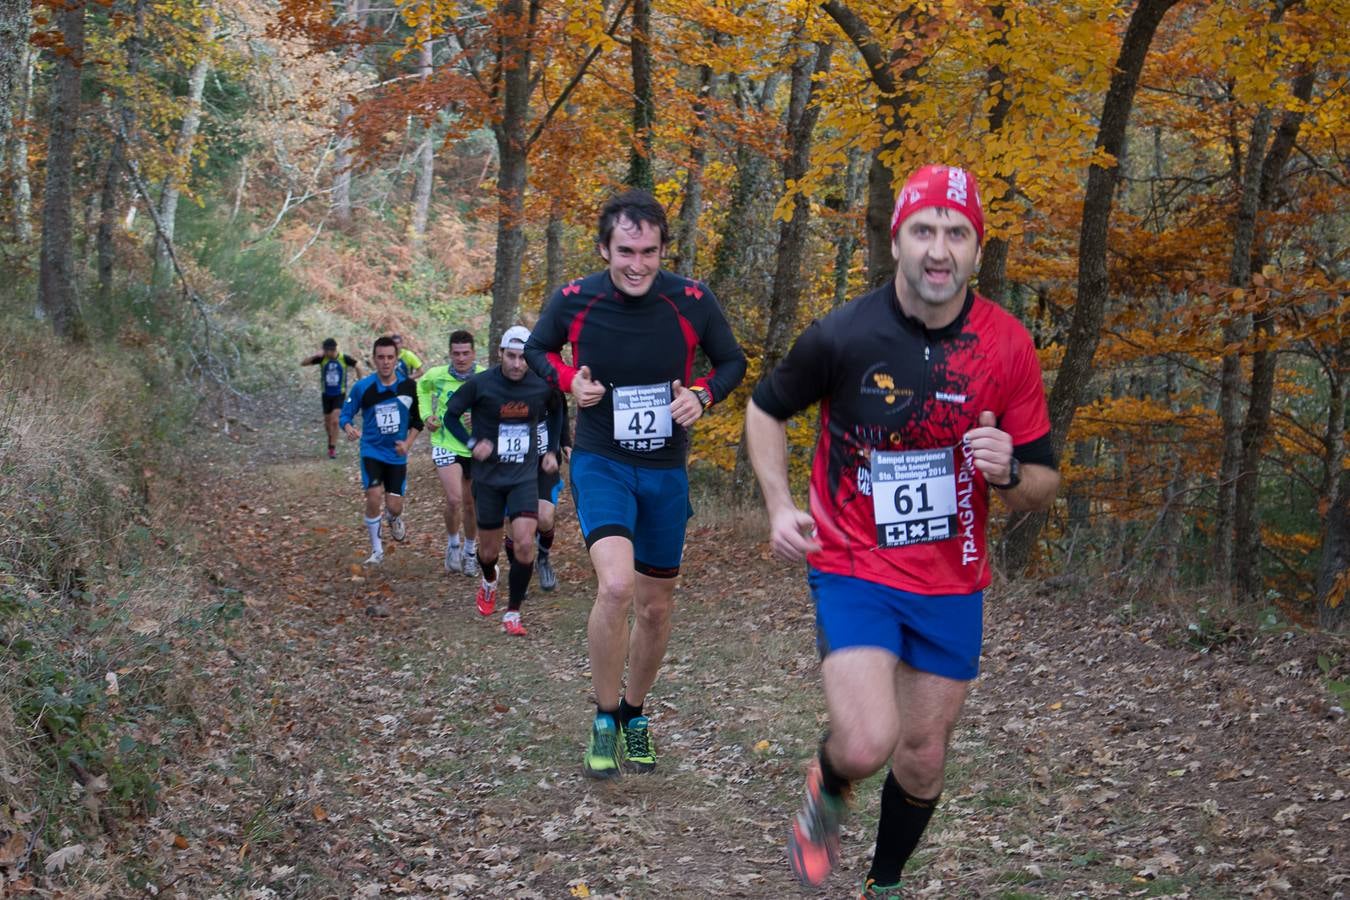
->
[340,336,423,567]
[300,337,361,458]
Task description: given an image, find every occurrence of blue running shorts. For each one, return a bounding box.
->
[808,568,983,681]
[569,449,691,578]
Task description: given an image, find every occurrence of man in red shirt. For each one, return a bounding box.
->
[745,164,1060,896]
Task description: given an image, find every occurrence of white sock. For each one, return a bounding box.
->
[465,538,477,553]
[364,515,383,553]
[481,576,496,591]
[448,533,461,547]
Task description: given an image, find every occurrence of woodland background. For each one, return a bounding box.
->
[0,0,1346,893]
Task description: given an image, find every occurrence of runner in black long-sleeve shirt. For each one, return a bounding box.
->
[524,189,747,779]
[442,326,563,636]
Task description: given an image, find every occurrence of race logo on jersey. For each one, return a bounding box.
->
[860,363,913,413]
[499,401,531,419]
[397,394,413,407]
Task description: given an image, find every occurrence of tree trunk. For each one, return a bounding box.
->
[762,38,831,375]
[822,1,924,288]
[1000,0,1184,575]
[37,0,86,339]
[488,0,533,358]
[1215,105,1272,590]
[976,3,1015,304]
[96,0,146,308]
[11,51,32,241]
[1233,314,1276,599]
[675,50,720,278]
[625,0,653,191]
[410,38,434,248]
[545,205,564,292]
[154,51,211,280]
[706,73,782,325]
[332,0,366,230]
[1316,364,1347,630]
[0,0,29,170]
[830,146,866,307]
[734,37,831,497]
[1231,65,1314,600]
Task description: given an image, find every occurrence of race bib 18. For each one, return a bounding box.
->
[497,423,530,463]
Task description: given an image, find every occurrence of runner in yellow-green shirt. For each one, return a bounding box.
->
[418,329,486,576]
[391,334,424,380]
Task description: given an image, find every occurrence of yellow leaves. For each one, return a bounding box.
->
[569,882,591,897]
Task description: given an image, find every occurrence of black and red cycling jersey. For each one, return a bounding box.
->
[525,269,747,468]
[752,284,1055,595]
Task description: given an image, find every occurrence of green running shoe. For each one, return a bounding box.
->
[583,714,622,779]
[621,716,657,773]
[860,878,904,898]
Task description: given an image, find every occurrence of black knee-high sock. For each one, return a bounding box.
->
[478,551,497,583]
[538,527,555,551]
[507,545,533,610]
[867,771,939,885]
[818,737,851,798]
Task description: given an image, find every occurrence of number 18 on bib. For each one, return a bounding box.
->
[870,448,959,547]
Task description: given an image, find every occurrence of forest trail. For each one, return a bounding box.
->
[139,387,1348,899]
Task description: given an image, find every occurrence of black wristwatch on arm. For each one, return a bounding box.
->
[991,457,1021,490]
[689,385,712,409]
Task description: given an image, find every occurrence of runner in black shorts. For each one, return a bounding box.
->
[524,189,746,779]
[301,338,360,458]
[419,330,487,576]
[339,336,422,568]
[531,394,570,591]
[440,326,563,636]
[745,164,1060,896]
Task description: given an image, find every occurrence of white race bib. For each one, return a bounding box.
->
[870,448,959,547]
[374,402,401,435]
[431,446,456,467]
[497,423,530,463]
[612,383,673,452]
[536,420,549,450]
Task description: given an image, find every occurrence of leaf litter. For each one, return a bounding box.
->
[78,396,1350,898]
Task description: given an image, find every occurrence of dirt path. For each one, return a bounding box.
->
[138,394,1348,899]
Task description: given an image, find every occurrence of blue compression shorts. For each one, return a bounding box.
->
[808,568,983,681]
[569,449,692,578]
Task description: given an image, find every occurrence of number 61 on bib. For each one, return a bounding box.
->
[870,448,959,547]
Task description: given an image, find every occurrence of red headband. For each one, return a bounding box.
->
[889,165,984,244]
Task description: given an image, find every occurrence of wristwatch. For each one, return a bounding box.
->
[991,457,1021,490]
[689,385,712,409]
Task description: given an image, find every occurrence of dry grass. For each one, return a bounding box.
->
[0,323,210,889]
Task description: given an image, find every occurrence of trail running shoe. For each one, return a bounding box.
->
[860,879,904,898]
[389,515,407,542]
[475,580,497,616]
[787,757,848,887]
[363,549,384,566]
[621,716,656,773]
[462,550,479,578]
[445,540,462,574]
[536,549,558,591]
[502,611,527,636]
[583,714,623,780]
[328,446,336,459]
